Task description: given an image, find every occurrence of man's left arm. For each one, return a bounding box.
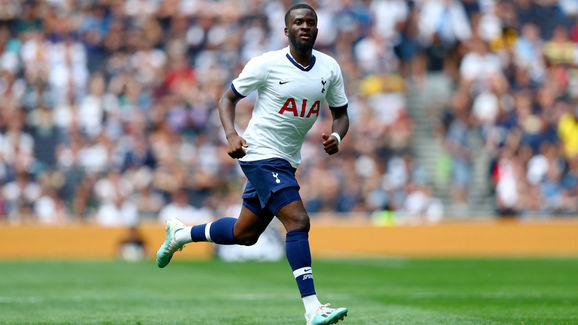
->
[322,105,349,155]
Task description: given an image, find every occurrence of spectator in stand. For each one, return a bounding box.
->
[96,195,138,227]
[513,23,545,82]
[558,106,578,160]
[158,189,212,225]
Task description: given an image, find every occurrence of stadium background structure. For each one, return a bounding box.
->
[0,0,577,226]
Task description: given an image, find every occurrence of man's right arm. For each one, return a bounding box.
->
[218,88,247,159]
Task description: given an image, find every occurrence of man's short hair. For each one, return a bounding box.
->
[284,3,317,26]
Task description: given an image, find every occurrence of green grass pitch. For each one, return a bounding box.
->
[0,258,577,324]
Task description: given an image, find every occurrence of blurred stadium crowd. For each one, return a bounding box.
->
[0,0,577,226]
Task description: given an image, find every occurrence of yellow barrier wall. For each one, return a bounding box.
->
[1,220,577,259]
[309,220,578,257]
[0,223,213,259]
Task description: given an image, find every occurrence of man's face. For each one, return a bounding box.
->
[285,8,318,51]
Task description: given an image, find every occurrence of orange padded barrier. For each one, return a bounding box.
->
[309,219,578,257]
[0,223,213,259]
[0,219,577,259]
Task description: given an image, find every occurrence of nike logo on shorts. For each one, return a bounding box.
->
[279,80,290,85]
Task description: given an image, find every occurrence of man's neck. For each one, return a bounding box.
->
[289,47,313,67]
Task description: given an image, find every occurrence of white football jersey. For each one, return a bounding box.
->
[231,46,348,168]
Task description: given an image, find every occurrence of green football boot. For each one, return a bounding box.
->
[306,304,348,325]
[156,217,186,268]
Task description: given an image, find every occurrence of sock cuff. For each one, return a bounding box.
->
[205,222,213,242]
[293,266,313,278]
[286,229,308,241]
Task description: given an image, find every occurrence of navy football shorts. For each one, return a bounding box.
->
[239,158,302,217]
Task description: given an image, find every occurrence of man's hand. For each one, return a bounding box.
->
[226,134,248,159]
[322,133,339,155]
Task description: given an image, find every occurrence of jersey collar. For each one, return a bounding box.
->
[285,48,316,72]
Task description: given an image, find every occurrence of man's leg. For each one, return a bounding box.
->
[276,200,319,310]
[276,198,348,324]
[157,201,273,268]
[186,204,274,246]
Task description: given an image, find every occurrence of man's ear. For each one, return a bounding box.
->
[284,27,288,37]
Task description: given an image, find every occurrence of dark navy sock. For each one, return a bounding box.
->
[286,229,316,297]
[190,217,238,244]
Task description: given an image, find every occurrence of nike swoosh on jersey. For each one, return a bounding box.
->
[279,80,291,84]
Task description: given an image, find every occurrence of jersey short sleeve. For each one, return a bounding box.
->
[325,60,348,108]
[231,56,268,97]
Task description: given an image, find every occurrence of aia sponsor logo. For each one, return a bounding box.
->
[279,98,320,118]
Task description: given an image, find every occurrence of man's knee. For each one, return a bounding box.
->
[289,213,310,232]
[235,232,260,246]
[277,200,311,232]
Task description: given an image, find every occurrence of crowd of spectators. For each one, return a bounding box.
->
[433,0,578,217]
[0,0,576,226]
